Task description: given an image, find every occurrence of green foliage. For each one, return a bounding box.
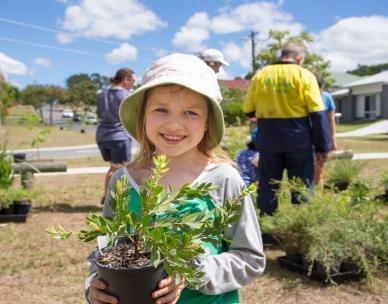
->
[347,63,388,76]
[326,159,364,190]
[17,112,51,159]
[0,187,37,205]
[47,154,255,288]
[380,171,388,193]
[221,101,246,126]
[222,126,250,159]
[20,85,65,109]
[0,73,18,125]
[0,147,13,189]
[66,74,98,106]
[260,180,388,284]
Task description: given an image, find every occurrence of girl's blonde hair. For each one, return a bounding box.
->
[128,86,231,169]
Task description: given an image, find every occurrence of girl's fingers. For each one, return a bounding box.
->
[154,282,185,304]
[90,279,118,304]
[152,276,185,302]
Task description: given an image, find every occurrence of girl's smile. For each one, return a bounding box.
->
[145,85,208,158]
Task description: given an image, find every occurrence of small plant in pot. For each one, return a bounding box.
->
[325,159,364,191]
[47,155,254,303]
[260,179,388,285]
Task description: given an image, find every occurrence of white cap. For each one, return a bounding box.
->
[200,49,229,66]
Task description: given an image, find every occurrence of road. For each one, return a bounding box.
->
[12,143,139,160]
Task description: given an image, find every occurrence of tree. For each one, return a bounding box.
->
[247,30,333,88]
[347,63,388,76]
[91,73,110,91]
[66,74,98,107]
[20,85,65,121]
[0,74,18,125]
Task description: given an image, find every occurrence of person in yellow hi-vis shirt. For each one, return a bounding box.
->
[243,42,330,219]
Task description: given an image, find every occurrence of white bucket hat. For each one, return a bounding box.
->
[200,49,230,66]
[119,53,225,150]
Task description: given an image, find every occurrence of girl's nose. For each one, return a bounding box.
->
[164,114,183,131]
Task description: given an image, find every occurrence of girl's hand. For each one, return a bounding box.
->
[90,278,118,304]
[152,276,185,304]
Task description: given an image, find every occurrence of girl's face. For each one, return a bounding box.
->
[145,85,208,159]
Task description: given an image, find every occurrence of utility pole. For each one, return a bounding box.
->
[250,31,259,74]
[243,31,260,75]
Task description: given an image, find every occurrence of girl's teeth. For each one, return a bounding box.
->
[164,135,183,140]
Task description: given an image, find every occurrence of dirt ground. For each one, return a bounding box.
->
[0,175,387,304]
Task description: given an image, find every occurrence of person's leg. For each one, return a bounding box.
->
[102,139,132,203]
[257,151,284,216]
[313,158,325,191]
[285,147,314,204]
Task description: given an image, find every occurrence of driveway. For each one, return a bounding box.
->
[336,120,388,137]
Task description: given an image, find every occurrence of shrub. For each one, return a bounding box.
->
[221,101,246,126]
[260,180,388,284]
[326,159,364,190]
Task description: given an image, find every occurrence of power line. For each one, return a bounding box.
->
[0,36,96,55]
[0,16,119,45]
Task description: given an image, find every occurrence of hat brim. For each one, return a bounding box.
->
[119,77,225,150]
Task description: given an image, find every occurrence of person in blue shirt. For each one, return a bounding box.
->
[313,73,337,191]
[235,140,259,186]
[96,68,136,204]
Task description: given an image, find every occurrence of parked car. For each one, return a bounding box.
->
[62,109,74,118]
[84,114,98,125]
[72,112,81,122]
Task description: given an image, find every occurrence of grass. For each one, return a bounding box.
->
[0,124,96,150]
[336,135,388,153]
[336,119,384,133]
[1,159,388,303]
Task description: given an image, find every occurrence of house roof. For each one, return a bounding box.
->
[331,88,350,97]
[331,73,364,87]
[220,79,250,91]
[344,70,388,87]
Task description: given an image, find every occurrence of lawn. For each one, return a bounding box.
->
[0,124,96,150]
[336,119,384,133]
[336,135,388,153]
[0,158,387,304]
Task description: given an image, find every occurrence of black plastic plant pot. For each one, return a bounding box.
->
[278,255,364,284]
[95,259,166,304]
[13,200,32,215]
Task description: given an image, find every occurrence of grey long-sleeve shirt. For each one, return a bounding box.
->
[85,162,265,301]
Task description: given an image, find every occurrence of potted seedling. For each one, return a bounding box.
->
[260,180,388,285]
[325,159,364,191]
[47,154,254,303]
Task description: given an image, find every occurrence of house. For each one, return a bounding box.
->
[331,71,388,122]
[220,79,250,91]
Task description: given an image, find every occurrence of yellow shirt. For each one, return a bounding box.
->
[243,63,323,118]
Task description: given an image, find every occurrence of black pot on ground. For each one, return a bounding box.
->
[0,202,16,215]
[13,200,32,214]
[95,259,166,304]
[278,255,364,284]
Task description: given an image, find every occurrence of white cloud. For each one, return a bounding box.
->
[0,52,28,76]
[60,0,166,40]
[314,16,388,72]
[105,43,138,64]
[56,32,75,44]
[172,1,304,66]
[172,12,210,52]
[33,57,52,68]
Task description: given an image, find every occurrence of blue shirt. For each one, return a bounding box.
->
[96,87,131,142]
[235,148,259,186]
[322,91,336,112]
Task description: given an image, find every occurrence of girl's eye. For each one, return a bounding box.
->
[154,108,167,113]
[184,111,198,116]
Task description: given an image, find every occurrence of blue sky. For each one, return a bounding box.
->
[1,0,388,88]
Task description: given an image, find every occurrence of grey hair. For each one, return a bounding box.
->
[280,42,305,59]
